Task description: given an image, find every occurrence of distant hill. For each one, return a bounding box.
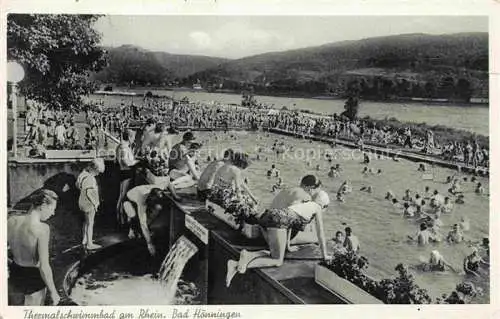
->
[183,33,488,101]
[92,45,228,86]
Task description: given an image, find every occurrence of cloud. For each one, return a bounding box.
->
[208,21,296,57]
[189,31,212,49]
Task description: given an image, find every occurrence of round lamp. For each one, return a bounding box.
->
[7,61,25,83]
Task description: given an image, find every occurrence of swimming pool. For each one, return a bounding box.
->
[195,130,489,303]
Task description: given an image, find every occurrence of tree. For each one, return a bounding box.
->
[455,78,473,102]
[7,14,107,109]
[341,80,361,121]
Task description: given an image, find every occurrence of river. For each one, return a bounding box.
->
[111,89,489,136]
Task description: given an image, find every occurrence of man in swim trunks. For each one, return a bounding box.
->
[8,189,60,305]
[343,227,360,253]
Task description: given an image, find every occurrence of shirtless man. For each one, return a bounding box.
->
[8,189,60,305]
[343,227,360,253]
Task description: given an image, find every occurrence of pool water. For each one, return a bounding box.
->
[69,247,200,306]
[195,130,489,303]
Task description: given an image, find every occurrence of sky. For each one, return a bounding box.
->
[94,16,488,59]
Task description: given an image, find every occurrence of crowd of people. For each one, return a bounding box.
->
[19,96,489,173]
[8,95,489,306]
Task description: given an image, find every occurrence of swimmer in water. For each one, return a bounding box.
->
[271,178,283,193]
[402,202,415,218]
[441,197,453,214]
[335,164,342,172]
[391,198,401,208]
[475,182,485,194]
[447,224,464,244]
[385,191,395,201]
[446,176,453,184]
[362,167,369,175]
[418,163,426,172]
[463,247,488,277]
[455,194,465,204]
[363,153,370,164]
[459,216,470,231]
[409,223,432,246]
[471,176,477,183]
[402,189,412,202]
[316,164,320,171]
[449,179,462,195]
[423,250,458,272]
[328,167,337,178]
[377,169,382,175]
[423,186,431,199]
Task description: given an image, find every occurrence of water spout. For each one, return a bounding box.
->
[157,236,199,302]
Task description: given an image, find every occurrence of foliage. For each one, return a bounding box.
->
[7,14,107,109]
[225,199,259,228]
[92,45,228,86]
[183,33,488,100]
[321,254,481,304]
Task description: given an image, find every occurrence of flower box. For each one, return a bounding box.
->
[314,263,383,304]
[206,201,261,239]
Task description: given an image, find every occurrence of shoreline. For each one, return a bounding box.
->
[100,86,489,108]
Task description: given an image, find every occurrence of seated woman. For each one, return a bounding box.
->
[197,149,234,201]
[463,247,488,277]
[208,152,259,215]
[122,184,180,256]
[225,190,331,287]
[167,132,202,189]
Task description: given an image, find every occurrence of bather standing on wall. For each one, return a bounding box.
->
[8,189,61,306]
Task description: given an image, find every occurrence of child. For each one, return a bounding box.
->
[76,158,105,250]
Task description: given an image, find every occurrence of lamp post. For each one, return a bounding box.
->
[7,61,25,158]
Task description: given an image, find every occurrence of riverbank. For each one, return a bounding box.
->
[104,86,489,107]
